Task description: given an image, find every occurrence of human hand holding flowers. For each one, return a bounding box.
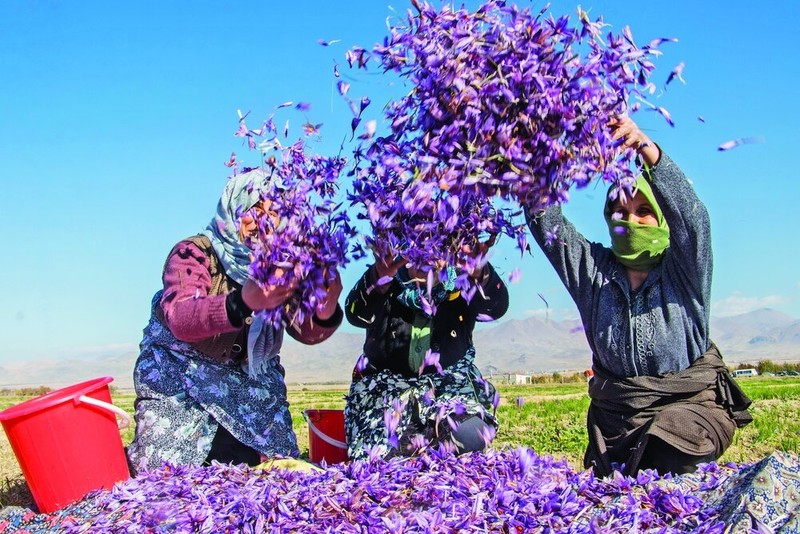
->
[610,116,661,167]
[462,234,497,281]
[230,107,359,329]
[241,274,296,312]
[372,249,408,293]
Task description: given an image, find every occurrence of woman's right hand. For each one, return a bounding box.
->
[372,249,407,291]
[241,276,296,311]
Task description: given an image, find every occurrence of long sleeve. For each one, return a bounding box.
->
[286,304,343,345]
[467,263,509,321]
[345,265,391,329]
[160,241,239,342]
[647,153,712,308]
[525,203,611,323]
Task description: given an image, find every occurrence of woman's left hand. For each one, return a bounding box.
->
[462,234,497,280]
[609,116,660,166]
[316,269,343,320]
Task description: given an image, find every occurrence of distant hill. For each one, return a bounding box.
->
[2,308,799,390]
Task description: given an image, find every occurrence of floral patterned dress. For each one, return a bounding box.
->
[126,291,299,475]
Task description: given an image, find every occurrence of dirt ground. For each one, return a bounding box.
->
[0,432,33,509]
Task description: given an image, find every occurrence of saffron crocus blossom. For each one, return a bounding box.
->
[13,448,766,532]
[344,1,674,284]
[233,110,360,329]
[717,136,764,151]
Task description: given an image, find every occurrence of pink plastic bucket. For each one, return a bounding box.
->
[303,409,348,464]
[0,376,131,512]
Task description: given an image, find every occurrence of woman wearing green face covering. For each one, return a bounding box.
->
[525,117,751,477]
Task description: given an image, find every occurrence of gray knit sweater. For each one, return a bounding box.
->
[526,153,712,378]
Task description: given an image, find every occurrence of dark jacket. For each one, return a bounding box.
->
[345,263,509,378]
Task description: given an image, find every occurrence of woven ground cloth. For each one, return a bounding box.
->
[0,450,798,533]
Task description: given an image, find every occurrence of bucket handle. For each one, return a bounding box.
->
[303,412,347,450]
[77,395,131,430]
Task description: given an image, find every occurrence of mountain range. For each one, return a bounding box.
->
[2,308,799,390]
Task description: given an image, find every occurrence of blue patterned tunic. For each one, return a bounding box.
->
[526,153,712,378]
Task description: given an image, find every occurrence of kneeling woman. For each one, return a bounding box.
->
[526,117,751,476]
[127,169,343,475]
[344,250,508,461]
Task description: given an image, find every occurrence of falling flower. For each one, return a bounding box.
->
[544,225,561,247]
[228,110,359,329]
[358,119,376,140]
[717,136,764,151]
[343,0,673,281]
[665,61,686,88]
[336,80,350,96]
[419,349,443,375]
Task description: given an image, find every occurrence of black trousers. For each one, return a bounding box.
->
[204,424,261,467]
[637,435,716,475]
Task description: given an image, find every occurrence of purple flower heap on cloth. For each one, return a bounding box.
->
[232,108,358,329]
[345,0,675,278]
[5,449,800,533]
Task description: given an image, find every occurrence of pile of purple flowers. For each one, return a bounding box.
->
[345,0,674,272]
[232,109,359,328]
[46,448,732,533]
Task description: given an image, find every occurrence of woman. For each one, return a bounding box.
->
[127,168,343,475]
[344,246,508,461]
[526,117,751,476]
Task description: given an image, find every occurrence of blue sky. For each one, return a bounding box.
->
[2,1,798,364]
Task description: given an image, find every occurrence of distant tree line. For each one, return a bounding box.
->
[0,385,122,397]
[733,360,800,375]
[0,386,53,396]
[492,372,587,385]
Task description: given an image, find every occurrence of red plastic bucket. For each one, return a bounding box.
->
[303,409,348,464]
[0,376,131,513]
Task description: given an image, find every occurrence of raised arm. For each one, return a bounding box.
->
[286,269,344,345]
[525,203,607,312]
[611,117,712,301]
[466,263,509,320]
[345,264,393,328]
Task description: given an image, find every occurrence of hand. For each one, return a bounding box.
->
[241,274,296,312]
[609,116,660,166]
[461,234,497,279]
[372,249,407,289]
[316,269,343,320]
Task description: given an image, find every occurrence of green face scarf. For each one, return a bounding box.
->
[605,174,670,272]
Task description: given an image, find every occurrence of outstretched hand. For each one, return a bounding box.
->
[609,116,660,166]
[241,271,297,312]
[372,249,408,290]
[462,234,497,280]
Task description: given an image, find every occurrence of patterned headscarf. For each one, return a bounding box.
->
[201,169,267,285]
[201,169,283,378]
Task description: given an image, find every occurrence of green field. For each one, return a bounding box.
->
[1,377,799,509]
